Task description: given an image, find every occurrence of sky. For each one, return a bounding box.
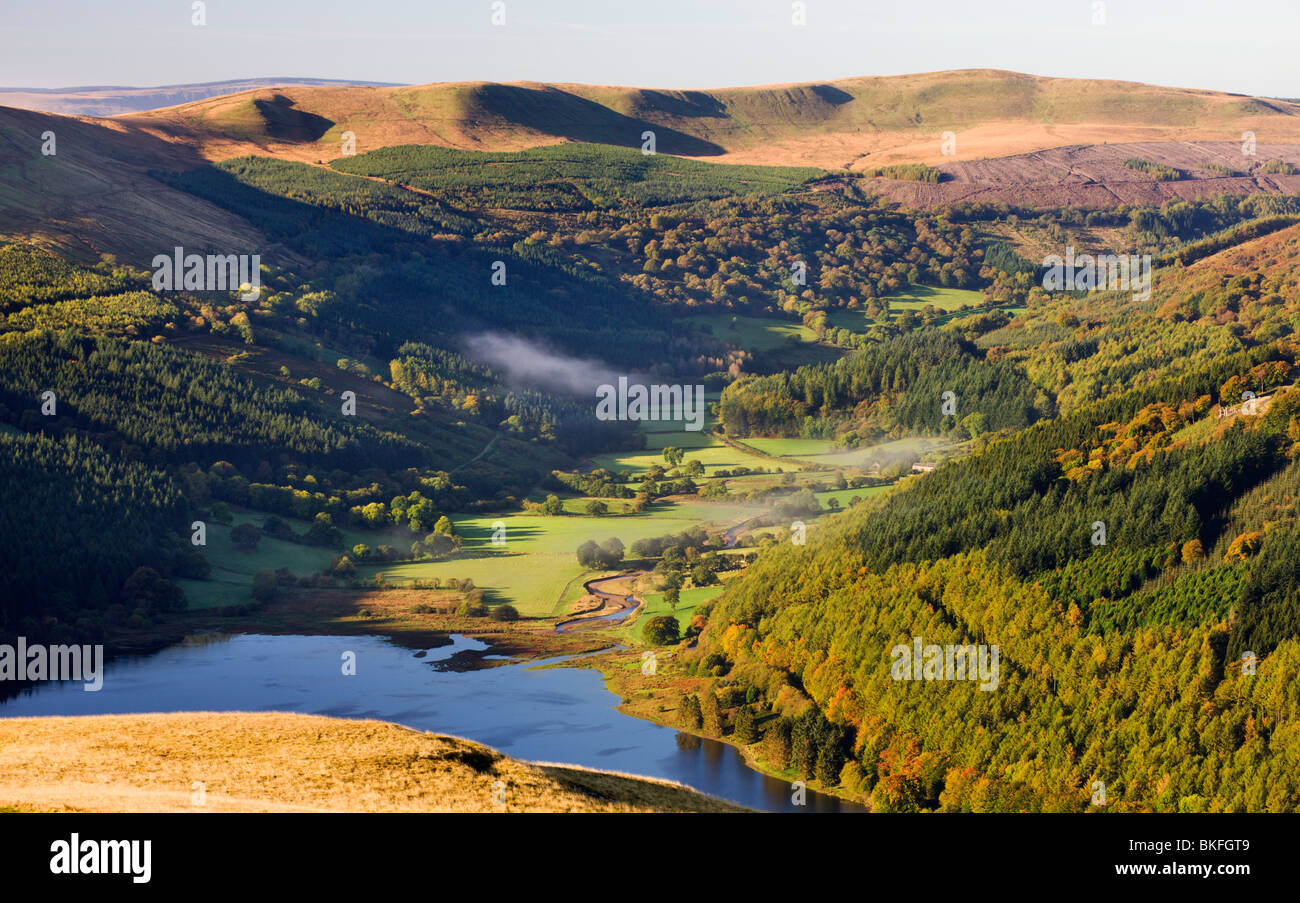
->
[2,0,1298,97]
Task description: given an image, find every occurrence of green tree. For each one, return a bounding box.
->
[599,537,625,568]
[664,585,680,611]
[120,566,185,613]
[407,497,438,533]
[231,522,262,549]
[679,694,703,730]
[701,690,724,736]
[763,718,792,770]
[643,615,679,645]
[251,569,279,603]
[815,743,846,787]
[691,562,717,586]
[735,705,758,744]
[331,555,356,577]
[576,540,600,568]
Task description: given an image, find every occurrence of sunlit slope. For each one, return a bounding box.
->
[121,70,1300,168]
[0,712,744,812]
[0,106,264,261]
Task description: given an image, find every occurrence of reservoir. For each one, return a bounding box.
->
[0,632,866,813]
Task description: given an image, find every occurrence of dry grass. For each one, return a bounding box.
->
[118,69,1300,170]
[0,712,744,813]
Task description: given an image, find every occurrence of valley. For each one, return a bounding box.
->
[4,62,1300,816]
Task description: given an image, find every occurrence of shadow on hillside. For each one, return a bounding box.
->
[469,84,726,156]
[808,84,854,106]
[253,95,335,142]
[632,90,727,119]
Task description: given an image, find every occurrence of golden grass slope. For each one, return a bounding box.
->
[119,69,1300,169]
[0,105,265,262]
[0,712,744,813]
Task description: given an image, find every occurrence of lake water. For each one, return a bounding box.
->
[0,632,865,813]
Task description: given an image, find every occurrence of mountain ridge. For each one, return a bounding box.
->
[114,69,1300,169]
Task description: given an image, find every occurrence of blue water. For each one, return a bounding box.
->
[0,632,865,813]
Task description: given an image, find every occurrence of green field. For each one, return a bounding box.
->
[590,404,788,477]
[590,440,782,477]
[823,286,989,333]
[813,485,894,508]
[686,313,816,352]
[176,509,375,610]
[882,285,986,311]
[797,436,955,467]
[739,437,838,458]
[358,496,760,617]
[730,435,954,468]
[626,585,725,642]
[176,407,887,618]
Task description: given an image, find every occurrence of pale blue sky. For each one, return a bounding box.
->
[3,0,1297,97]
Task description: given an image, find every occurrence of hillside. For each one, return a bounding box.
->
[120,69,1300,169]
[672,217,1300,810]
[4,69,1300,260]
[0,78,402,117]
[0,105,266,261]
[864,140,1300,209]
[0,712,744,812]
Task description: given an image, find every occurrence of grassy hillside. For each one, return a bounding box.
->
[0,712,743,812]
[120,70,1300,170]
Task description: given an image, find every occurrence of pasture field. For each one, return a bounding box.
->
[822,286,991,333]
[796,436,955,467]
[739,437,838,458]
[731,435,954,467]
[881,285,987,311]
[626,585,725,643]
[176,509,375,610]
[813,485,894,508]
[590,440,780,477]
[590,402,784,477]
[686,313,816,351]
[358,497,761,617]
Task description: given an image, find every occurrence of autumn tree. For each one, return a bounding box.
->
[679,693,703,730]
[734,705,758,744]
[700,690,724,736]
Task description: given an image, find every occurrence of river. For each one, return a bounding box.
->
[0,631,866,813]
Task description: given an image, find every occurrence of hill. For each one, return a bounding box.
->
[120,69,1300,169]
[0,78,402,117]
[0,104,266,261]
[4,69,1300,260]
[0,712,744,812]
